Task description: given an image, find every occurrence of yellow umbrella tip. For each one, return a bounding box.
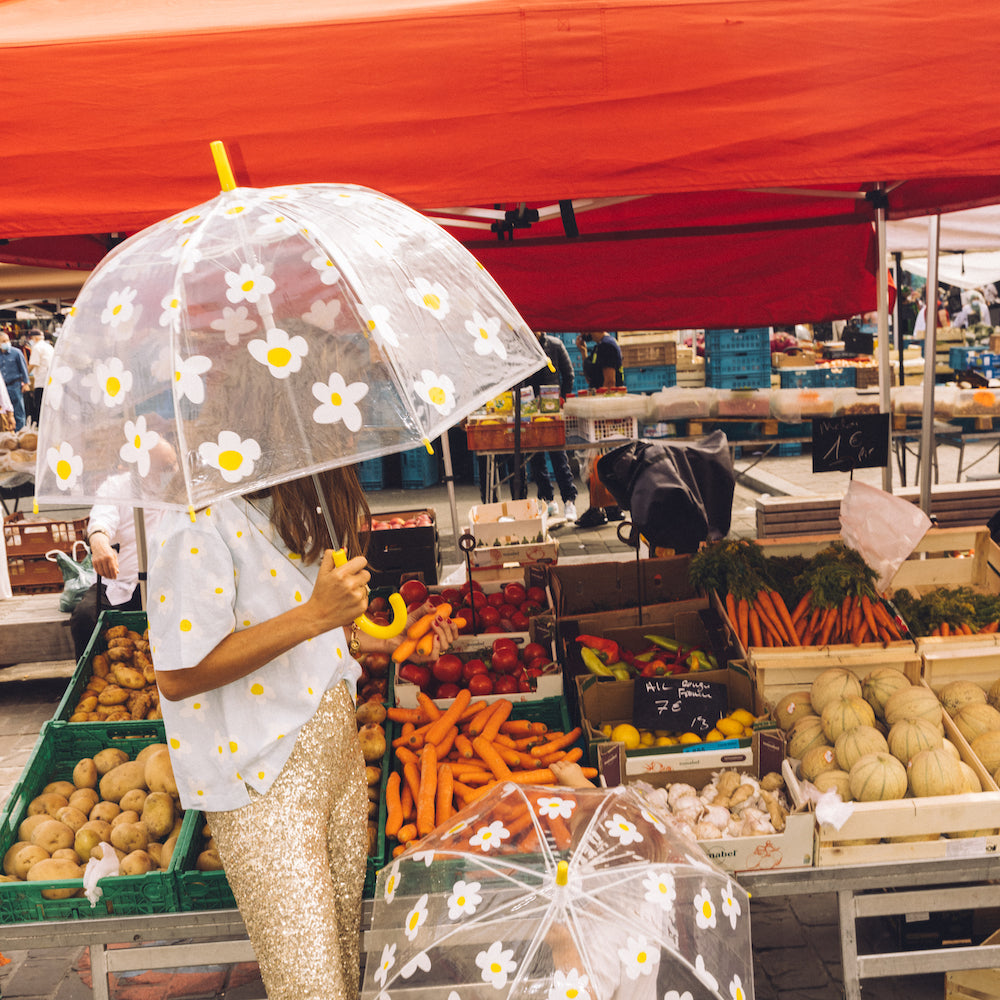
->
[555,860,569,886]
[210,140,237,192]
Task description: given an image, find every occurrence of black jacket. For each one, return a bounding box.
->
[523,335,575,398]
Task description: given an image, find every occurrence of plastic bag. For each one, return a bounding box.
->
[839,481,932,591]
[83,842,120,907]
[48,541,97,613]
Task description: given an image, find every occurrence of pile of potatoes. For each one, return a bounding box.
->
[357,652,390,858]
[1,741,182,899]
[69,623,162,722]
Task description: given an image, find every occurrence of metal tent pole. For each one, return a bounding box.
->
[875,191,893,492]
[919,216,941,514]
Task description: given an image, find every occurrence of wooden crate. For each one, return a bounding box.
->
[888,525,1000,598]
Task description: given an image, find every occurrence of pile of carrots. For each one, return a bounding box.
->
[384,690,595,858]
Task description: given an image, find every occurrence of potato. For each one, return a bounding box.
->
[195,849,224,872]
[111,809,141,828]
[72,757,100,789]
[161,833,179,869]
[3,840,31,876]
[43,780,76,799]
[104,625,130,639]
[55,806,89,833]
[97,685,130,706]
[141,792,176,840]
[357,723,387,764]
[27,857,84,898]
[91,652,111,677]
[112,664,147,689]
[367,823,378,855]
[18,813,53,843]
[51,848,82,863]
[99,760,147,802]
[69,788,100,814]
[110,822,149,854]
[28,791,69,819]
[119,850,155,876]
[143,748,178,797]
[119,788,148,813]
[30,819,76,854]
[11,845,50,880]
[93,748,129,775]
[365,766,382,787]
[356,701,387,726]
[146,842,164,867]
[79,818,112,842]
[90,800,121,824]
[134,743,168,768]
[74,826,103,862]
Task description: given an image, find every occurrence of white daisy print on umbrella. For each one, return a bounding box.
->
[640,807,668,834]
[363,304,400,347]
[664,991,693,1000]
[210,306,257,345]
[198,431,262,484]
[468,820,510,852]
[308,251,341,286]
[537,795,575,820]
[44,363,73,411]
[447,879,482,920]
[406,277,451,319]
[547,968,590,1000]
[400,951,431,979]
[466,311,507,360]
[248,327,309,379]
[694,955,718,994]
[694,888,717,929]
[373,943,396,989]
[255,210,300,240]
[721,880,742,929]
[311,373,368,431]
[604,812,644,847]
[443,818,469,839]
[82,357,132,408]
[383,861,401,904]
[643,869,677,910]
[119,416,161,477]
[225,262,275,305]
[475,941,516,990]
[159,290,184,328]
[729,974,747,1000]
[174,354,213,404]
[413,370,456,417]
[403,893,429,942]
[100,286,138,328]
[617,935,656,980]
[412,848,436,868]
[46,442,83,492]
[303,298,342,332]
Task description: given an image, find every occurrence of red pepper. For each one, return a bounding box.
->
[575,634,620,664]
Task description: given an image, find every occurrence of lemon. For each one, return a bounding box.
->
[716,718,744,737]
[730,708,756,726]
[639,730,656,747]
[705,728,725,742]
[601,724,613,738]
[654,736,677,746]
[678,732,702,745]
[610,723,642,750]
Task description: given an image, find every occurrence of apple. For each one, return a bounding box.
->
[432,654,464,685]
[491,646,520,675]
[467,673,494,696]
[398,662,432,690]
[462,658,489,682]
[435,682,462,700]
[503,582,527,606]
[526,586,547,605]
[399,579,429,606]
[493,675,519,695]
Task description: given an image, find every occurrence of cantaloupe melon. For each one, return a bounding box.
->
[960,761,983,794]
[835,725,888,772]
[821,696,876,743]
[953,703,1000,744]
[886,717,944,764]
[849,752,908,801]
[786,715,829,760]
[884,686,944,730]
[937,680,987,716]
[942,739,961,760]
[862,667,913,721]
[772,691,814,732]
[800,744,839,782]
[987,677,1000,712]
[907,747,965,798]
[813,769,853,801]
[970,731,1000,774]
[810,668,863,715]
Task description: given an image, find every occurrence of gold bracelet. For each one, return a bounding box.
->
[348,622,361,657]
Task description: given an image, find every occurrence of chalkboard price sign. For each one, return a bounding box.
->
[632,676,729,735]
[811,413,889,473]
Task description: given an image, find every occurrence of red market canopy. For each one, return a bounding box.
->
[2,0,999,328]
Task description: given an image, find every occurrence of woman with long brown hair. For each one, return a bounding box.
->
[148,465,454,1000]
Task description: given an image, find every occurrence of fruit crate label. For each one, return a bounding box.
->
[632,676,728,735]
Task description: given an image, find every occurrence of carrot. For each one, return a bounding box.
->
[416,745,438,837]
[748,606,763,648]
[860,594,879,642]
[790,589,813,625]
[755,590,789,645]
[737,597,750,649]
[960,621,974,635]
[407,604,452,640]
[396,823,418,844]
[387,707,425,725]
[725,592,738,632]
[454,733,476,759]
[472,736,513,780]
[538,745,582,766]
[872,600,902,639]
[431,725,458,760]
[416,692,442,722]
[394,745,419,767]
[459,700,490,723]
[480,699,513,742]
[451,768,493,786]
[402,761,421,803]
[467,703,495,737]
[392,638,418,663]
[392,843,407,858]
[424,688,472,747]
[499,719,546,737]
[982,620,999,633]
[384,771,404,838]
[530,727,582,759]
[435,763,454,827]
[940,620,951,636]
[818,605,838,646]
[768,590,801,646]
[400,781,415,821]
[505,766,598,784]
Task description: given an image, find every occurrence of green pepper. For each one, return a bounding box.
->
[580,646,614,677]
[643,634,682,652]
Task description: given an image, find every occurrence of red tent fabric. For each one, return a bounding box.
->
[1,0,997,326]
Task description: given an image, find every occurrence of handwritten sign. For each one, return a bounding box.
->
[811,413,889,473]
[632,676,728,735]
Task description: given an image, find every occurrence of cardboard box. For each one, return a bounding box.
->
[468,535,558,568]
[467,499,547,546]
[361,508,439,588]
[547,555,696,617]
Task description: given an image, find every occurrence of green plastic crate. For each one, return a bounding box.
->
[0,719,180,923]
[52,609,151,725]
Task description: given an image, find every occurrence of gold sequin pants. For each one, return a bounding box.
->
[208,682,368,1000]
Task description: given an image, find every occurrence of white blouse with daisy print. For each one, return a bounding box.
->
[147,497,361,811]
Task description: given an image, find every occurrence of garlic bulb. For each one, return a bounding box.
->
[694,821,724,840]
[667,783,698,808]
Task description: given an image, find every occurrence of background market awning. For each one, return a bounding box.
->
[2,0,1000,329]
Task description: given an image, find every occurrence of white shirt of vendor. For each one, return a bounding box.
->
[147,497,361,811]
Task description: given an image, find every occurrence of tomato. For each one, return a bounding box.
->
[517,676,533,693]
[492,637,518,655]
[476,605,501,628]
[486,591,507,609]
[520,601,543,617]
[491,646,520,675]
[527,656,550,674]
[440,587,463,606]
[398,579,429,606]
[432,653,464,685]
[464,590,488,609]
[493,675,519,695]
[425,594,446,608]
[510,611,530,630]
[467,673,494,696]
[522,642,547,663]
[367,595,389,615]
[526,586,547,605]
[434,682,462,700]
[502,582,527,606]
[460,580,484,596]
[398,662,432,691]
[462,658,489,681]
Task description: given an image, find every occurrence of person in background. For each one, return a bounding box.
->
[25,329,53,424]
[573,331,625,529]
[521,331,578,522]
[0,376,14,432]
[0,331,29,431]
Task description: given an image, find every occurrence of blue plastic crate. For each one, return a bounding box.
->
[950,346,981,370]
[824,367,856,387]
[775,441,803,456]
[705,328,771,357]
[624,364,677,393]
[400,447,439,489]
[706,352,771,377]
[358,457,384,491]
[573,374,591,394]
[705,369,772,389]
[779,368,825,389]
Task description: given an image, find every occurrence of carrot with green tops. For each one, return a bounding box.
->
[737,597,750,649]
[768,590,801,646]
[748,607,763,648]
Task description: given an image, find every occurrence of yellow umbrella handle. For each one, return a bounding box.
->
[331,549,408,639]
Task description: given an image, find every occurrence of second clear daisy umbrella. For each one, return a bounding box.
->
[362,781,754,1000]
[34,143,548,544]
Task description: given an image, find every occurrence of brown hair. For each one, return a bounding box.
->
[265,465,371,565]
